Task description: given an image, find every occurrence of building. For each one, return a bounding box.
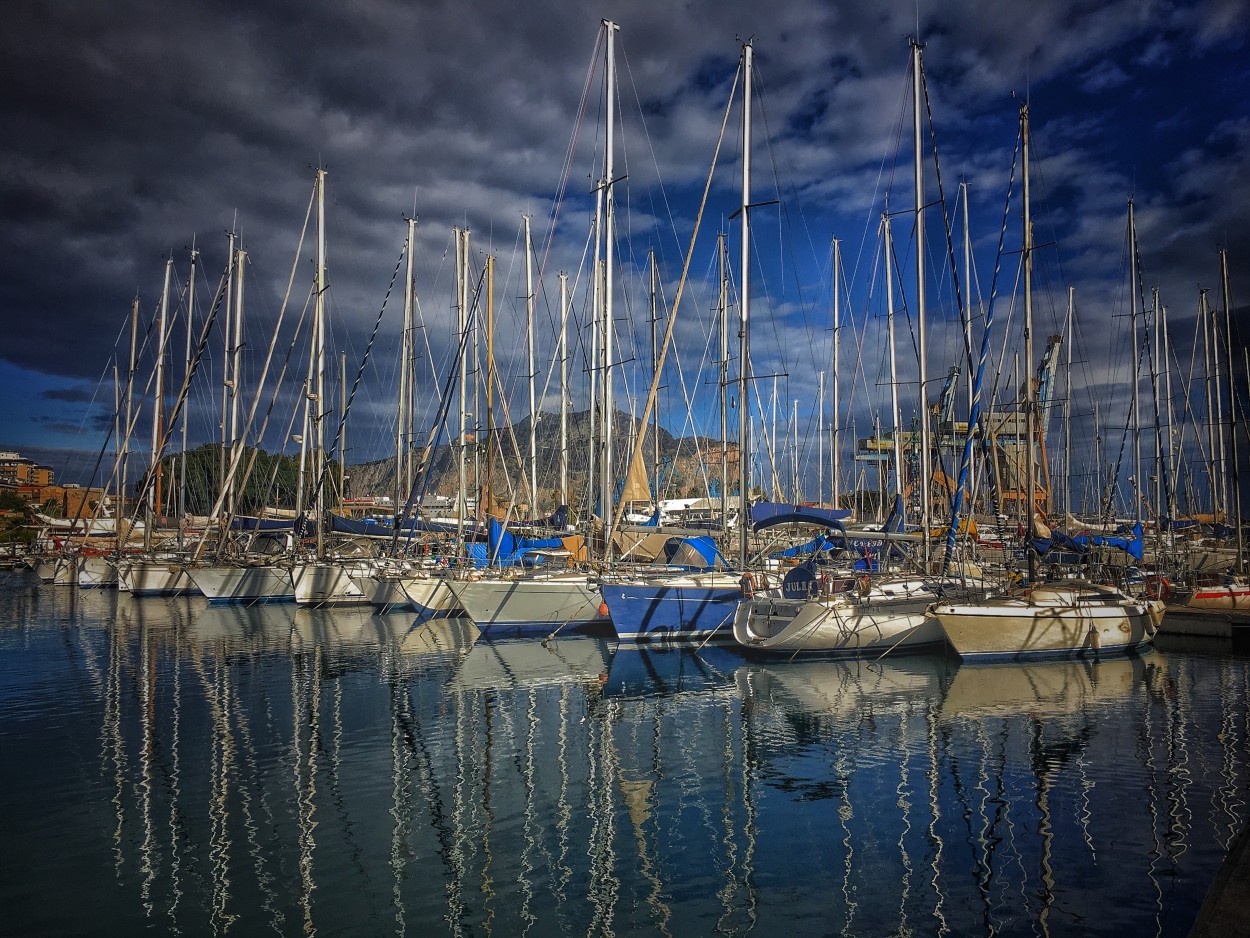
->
[0,452,54,487]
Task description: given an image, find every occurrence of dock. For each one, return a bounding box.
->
[1159,606,1250,642]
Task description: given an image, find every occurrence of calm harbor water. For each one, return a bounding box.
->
[2,569,1247,937]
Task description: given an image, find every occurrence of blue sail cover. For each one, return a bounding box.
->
[1070,522,1144,561]
[479,516,566,567]
[662,535,730,570]
[749,502,852,530]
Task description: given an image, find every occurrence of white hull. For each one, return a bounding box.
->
[397,575,459,616]
[77,555,118,588]
[291,561,371,606]
[447,574,607,631]
[117,559,197,596]
[733,577,945,656]
[931,582,1163,661]
[187,564,294,603]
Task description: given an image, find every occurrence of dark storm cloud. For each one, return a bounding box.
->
[1,0,1247,484]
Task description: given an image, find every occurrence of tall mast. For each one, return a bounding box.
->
[737,40,753,568]
[456,228,470,551]
[558,271,569,507]
[523,215,537,517]
[1064,286,1074,519]
[146,256,173,551]
[718,232,729,527]
[601,18,619,550]
[1151,287,1163,527]
[485,254,495,528]
[831,237,841,508]
[180,246,197,532]
[1220,249,1243,572]
[1128,200,1143,533]
[395,217,415,525]
[588,199,601,526]
[655,247,665,507]
[339,351,347,506]
[313,168,327,560]
[912,38,931,565]
[884,214,904,508]
[219,231,236,503]
[818,370,825,505]
[228,247,246,520]
[961,183,976,511]
[1162,301,1176,521]
[123,294,139,525]
[1022,103,1038,584]
[1200,289,1219,516]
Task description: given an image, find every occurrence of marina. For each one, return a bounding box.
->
[2,9,1249,937]
[2,568,1249,936]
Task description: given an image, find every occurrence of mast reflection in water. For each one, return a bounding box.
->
[1,572,1247,936]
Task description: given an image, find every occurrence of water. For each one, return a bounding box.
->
[2,570,1247,937]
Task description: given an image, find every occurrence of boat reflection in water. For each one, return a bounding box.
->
[2,571,1248,936]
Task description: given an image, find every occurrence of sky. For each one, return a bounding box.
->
[1,0,1247,513]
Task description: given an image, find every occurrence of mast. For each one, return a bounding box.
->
[884,214,904,510]
[1128,200,1143,534]
[737,40,753,569]
[485,254,495,529]
[123,295,139,526]
[718,232,729,528]
[1022,103,1038,584]
[228,247,246,520]
[818,370,825,505]
[524,215,537,517]
[339,352,347,506]
[831,237,841,509]
[396,217,415,526]
[456,228,470,552]
[313,168,327,560]
[146,256,173,552]
[792,399,799,501]
[219,231,235,505]
[601,18,619,551]
[1200,289,1220,517]
[1064,287,1073,519]
[558,271,569,508]
[912,38,932,565]
[180,247,197,535]
[1220,249,1243,572]
[961,183,976,512]
[649,250,660,507]
[1163,301,1176,521]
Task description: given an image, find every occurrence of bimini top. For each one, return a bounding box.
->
[749,501,852,532]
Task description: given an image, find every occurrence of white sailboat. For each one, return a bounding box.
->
[930,105,1163,660]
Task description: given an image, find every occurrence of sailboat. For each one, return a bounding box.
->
[600,40,759,643]
[930,104,1164,660]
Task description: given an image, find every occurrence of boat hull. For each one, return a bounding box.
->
[291,562,371,606]
[733,592,943,656]
[117,559,197,596]
[1184,585,1250,611]
[187,565,295,603]
[397,576,459,617]
[447,576,608,632]
[601,576,745,641]
[932,586,1163,661]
